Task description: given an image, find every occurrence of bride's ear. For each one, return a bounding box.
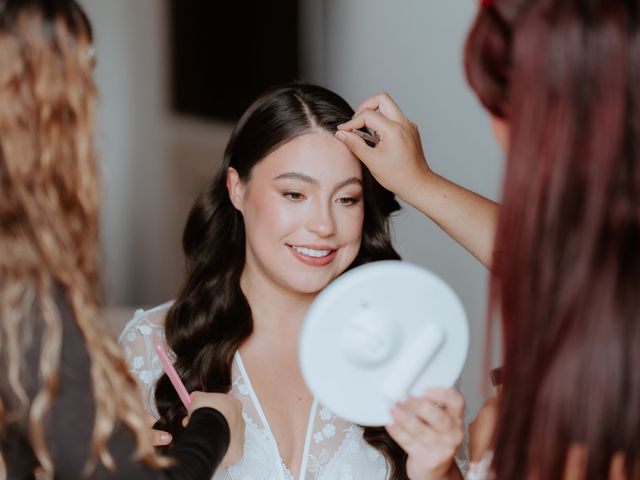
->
[226,167,245,212]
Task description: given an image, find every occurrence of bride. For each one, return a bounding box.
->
[120,84,464,480]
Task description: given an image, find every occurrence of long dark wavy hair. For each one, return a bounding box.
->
[154,84,409,478]
[466,1,640,478]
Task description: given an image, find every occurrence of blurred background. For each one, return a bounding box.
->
[81,0,503,417]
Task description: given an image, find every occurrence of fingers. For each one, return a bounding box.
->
[386,415,417,448]
[387,390,464,479]
[335,130,375,159]
[144,412,157,427]
[337,107,397,135]
[402,396,457,434]
[354,92,408,123]
[389,403,432,440]
[152,428,172,446]
[145,413,172,446]
[422,387,465,420]
[387,390,465,446]
[387,405,453,455]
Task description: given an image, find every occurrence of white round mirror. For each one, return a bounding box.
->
[299,260,469,426]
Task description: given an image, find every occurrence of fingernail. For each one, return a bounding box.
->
[161,433,172,442]
[335,131,346,140]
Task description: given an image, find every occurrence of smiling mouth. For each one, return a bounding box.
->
[290,245,333,258]
[287,244,338,266]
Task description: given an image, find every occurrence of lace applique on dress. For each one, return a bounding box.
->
[119,302,172,417]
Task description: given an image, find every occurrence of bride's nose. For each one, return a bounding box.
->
[305,201,336,237]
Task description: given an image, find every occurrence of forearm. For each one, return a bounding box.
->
[401,170,498,269]
[162,408,230,480]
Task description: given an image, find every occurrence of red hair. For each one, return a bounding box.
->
[465,0,640,478]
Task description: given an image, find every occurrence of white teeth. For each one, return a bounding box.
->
[292,246,332,257]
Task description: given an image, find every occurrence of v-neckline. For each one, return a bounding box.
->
[235,351,318,480]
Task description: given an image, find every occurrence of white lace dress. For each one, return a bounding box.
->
[119,302,390,480]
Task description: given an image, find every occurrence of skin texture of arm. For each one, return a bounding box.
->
[468,397,498,463]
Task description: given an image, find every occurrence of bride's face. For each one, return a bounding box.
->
[227,132,364,295]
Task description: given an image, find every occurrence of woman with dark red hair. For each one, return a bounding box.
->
[337,0,640,478]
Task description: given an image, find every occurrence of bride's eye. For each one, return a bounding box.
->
[336,196,361,206]
[283,191,305,201]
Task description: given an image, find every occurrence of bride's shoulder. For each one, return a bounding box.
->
[117,301,174,414]
[118,300,174,345]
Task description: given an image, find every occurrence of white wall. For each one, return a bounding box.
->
[82,0,232,307]
[301,0,505,415]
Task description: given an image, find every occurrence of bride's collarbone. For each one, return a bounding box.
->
[240,344,303,379]
[248,367,313,412]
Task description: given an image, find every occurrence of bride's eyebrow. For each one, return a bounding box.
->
[334,177,362,190]
[273,172,362,190]
[273,172,318,185]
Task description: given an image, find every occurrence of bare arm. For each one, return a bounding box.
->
[402,171,498,269]
[336,92,498,269]
[468,397,498,462]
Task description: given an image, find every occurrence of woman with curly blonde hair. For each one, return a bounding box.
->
[0,0,243,478]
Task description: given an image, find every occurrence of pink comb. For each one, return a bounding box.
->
[155,344,191,409]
